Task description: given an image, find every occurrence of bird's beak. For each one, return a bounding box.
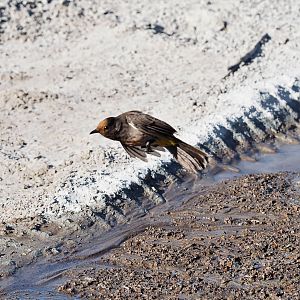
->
[90,129,98,135]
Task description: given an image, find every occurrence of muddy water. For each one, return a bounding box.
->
[2,143,300,299]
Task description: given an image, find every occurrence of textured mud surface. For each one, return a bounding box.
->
[59,172,300,299]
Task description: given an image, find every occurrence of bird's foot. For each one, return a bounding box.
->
[145,141,154,153]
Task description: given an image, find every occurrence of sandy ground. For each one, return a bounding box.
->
[1,0,300,295]
[1,0,300,224]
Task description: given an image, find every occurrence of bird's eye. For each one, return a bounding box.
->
[104,126,108,130]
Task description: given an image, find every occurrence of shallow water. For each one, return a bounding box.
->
[215,143,300,181]
[2,142,300,299]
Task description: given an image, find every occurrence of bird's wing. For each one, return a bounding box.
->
[121,143,163,161]
[121,143,148,162]
[125,111,177,136]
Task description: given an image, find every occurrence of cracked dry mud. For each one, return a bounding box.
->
[59,172,300,299]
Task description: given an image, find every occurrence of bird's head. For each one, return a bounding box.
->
[90,117,120,140]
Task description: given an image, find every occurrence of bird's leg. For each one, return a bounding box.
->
[146,141,152,153]
[145,139,155,153]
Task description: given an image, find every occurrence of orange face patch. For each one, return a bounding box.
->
[97,119,109,135]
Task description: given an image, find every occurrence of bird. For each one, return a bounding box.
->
[90,111,208,173]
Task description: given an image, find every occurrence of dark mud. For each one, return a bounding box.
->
[58,172,300,299]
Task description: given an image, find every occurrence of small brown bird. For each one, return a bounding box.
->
[90,111,208,173]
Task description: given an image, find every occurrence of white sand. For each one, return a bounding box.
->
[0,0,300,223]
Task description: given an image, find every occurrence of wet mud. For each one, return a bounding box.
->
[58,171,300,299]
[1,142,300,299]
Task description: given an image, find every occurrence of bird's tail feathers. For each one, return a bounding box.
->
[167,139,208,173]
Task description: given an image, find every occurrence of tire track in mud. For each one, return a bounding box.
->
[59,79,300,228]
